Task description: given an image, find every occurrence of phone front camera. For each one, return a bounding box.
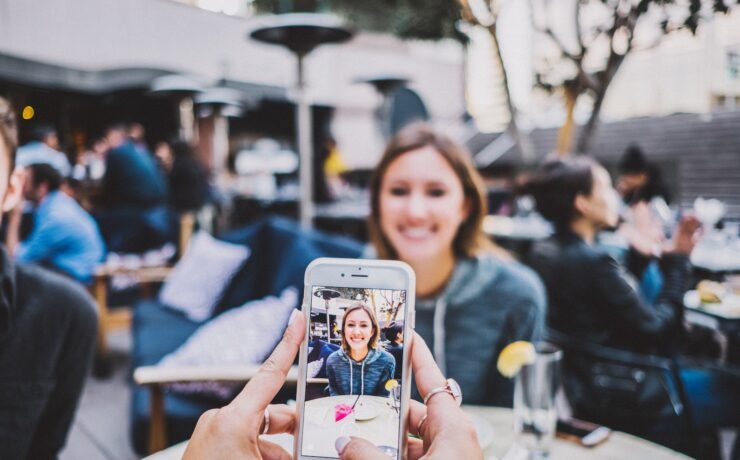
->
[341,273,345,277]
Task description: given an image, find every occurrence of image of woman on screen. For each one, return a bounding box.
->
[326,302,396,396]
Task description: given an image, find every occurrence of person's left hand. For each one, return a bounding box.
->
[183,311,305,460]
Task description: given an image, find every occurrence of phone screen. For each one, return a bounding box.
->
[300,285,407,459]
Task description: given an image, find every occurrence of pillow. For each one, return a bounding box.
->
[159,231,250,322]
[157,288,299,399]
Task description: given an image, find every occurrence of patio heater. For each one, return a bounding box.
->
[249,13,353,228]
[313,288,341,342]
[194,86,253,178]
[355,75,409,141]
[150,74,205,143]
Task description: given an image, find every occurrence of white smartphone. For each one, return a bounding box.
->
[294,258,416,460]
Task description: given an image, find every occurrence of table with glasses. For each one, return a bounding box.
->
[144,405,690,459]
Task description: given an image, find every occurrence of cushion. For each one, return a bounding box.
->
[215,216,364,314]
[156,288,299,398]
[159,231,250,322]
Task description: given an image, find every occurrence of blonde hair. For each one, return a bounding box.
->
[368,122,506,260]
[340,302,381,353]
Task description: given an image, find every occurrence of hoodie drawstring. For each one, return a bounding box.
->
[348,354,367,395]
[433,297,448,375]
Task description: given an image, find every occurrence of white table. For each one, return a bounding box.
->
[301,395,399,458]
[145,406,690,459]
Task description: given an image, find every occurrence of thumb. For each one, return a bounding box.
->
[336,436,390,460]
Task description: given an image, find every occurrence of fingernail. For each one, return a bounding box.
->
[288,309,299,325]
[335,436,351,455]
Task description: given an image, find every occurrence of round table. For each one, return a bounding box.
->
[145,405,691,459]
[301,395,399,458]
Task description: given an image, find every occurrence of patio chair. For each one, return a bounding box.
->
[129,216,363,455]
[545,329,699,454]
[91,212,195,373]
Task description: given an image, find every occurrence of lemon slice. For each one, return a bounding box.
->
[497,341,536,378]
[385,379,399,391]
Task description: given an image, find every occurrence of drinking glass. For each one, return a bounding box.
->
[513,343,562,459]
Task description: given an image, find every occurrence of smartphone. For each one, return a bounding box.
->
[294,258,416,460]
[556,418,611,447]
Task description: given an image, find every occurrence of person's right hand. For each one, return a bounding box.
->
[663,214,703,255]
[335,333,483,460]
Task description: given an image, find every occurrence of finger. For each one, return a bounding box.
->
[337,436,391,460]
[258,439,292,460]
[407,437,425,460]
[408,400,426,437]
[410,332,446,399]
[233,310,306,415]
[262,404,298,435]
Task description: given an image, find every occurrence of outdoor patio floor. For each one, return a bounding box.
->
[60,330,137,460]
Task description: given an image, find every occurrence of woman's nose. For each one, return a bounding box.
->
[406,192,428,218]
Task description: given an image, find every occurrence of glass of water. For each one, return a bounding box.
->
[513,343,562,459]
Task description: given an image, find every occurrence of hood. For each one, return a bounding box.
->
[0,246,17,338]
[335,347,384,366]
[436,256,502,305]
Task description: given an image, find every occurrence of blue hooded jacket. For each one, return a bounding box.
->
[326,347,395,396]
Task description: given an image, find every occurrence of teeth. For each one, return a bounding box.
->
[402,228,432,238]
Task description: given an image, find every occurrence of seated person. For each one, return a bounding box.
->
[307,337,339,380]
[95,123,173,253]
[0,97,98,459]
[524,156,739,430]
[525,157,693,354]
[155,141,209,213]
[16,123,71,177]
[6,163,105,285]
[383,322,404,380]
[326,302,395,396]
[366,123,545,406]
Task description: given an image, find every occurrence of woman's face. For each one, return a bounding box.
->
[379,146,469,266]
[576,165,621,229]
[344,309,374,352]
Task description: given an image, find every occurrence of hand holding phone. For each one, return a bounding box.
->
[183,310,306,460]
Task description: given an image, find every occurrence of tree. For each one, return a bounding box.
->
[531,0,740,155]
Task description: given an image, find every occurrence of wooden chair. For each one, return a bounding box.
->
[91,212,196,368]
[134,365,300,454]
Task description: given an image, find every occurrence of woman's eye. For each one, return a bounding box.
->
[389,187,409,196]
[428,188,446,197]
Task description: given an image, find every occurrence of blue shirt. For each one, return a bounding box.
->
[17,191,106,284]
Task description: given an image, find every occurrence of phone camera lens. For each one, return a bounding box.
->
[341,273,345,277]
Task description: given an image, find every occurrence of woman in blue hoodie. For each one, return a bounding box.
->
[326,302,396,396]
[366,123,546,406]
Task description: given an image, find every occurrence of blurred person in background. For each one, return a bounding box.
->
[5,163,105,285]
[95,123,173,253]
[0,97,97,460]
[614,144,674,304]
[525,156,739,434]
[383,322,404,380]
[16,123,71,177]
[367,122,545,406]
[617,144,671,206]
[157,140,209,213]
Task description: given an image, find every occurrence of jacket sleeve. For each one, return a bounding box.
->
[591,251,688,342]
[486,275,546,407]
